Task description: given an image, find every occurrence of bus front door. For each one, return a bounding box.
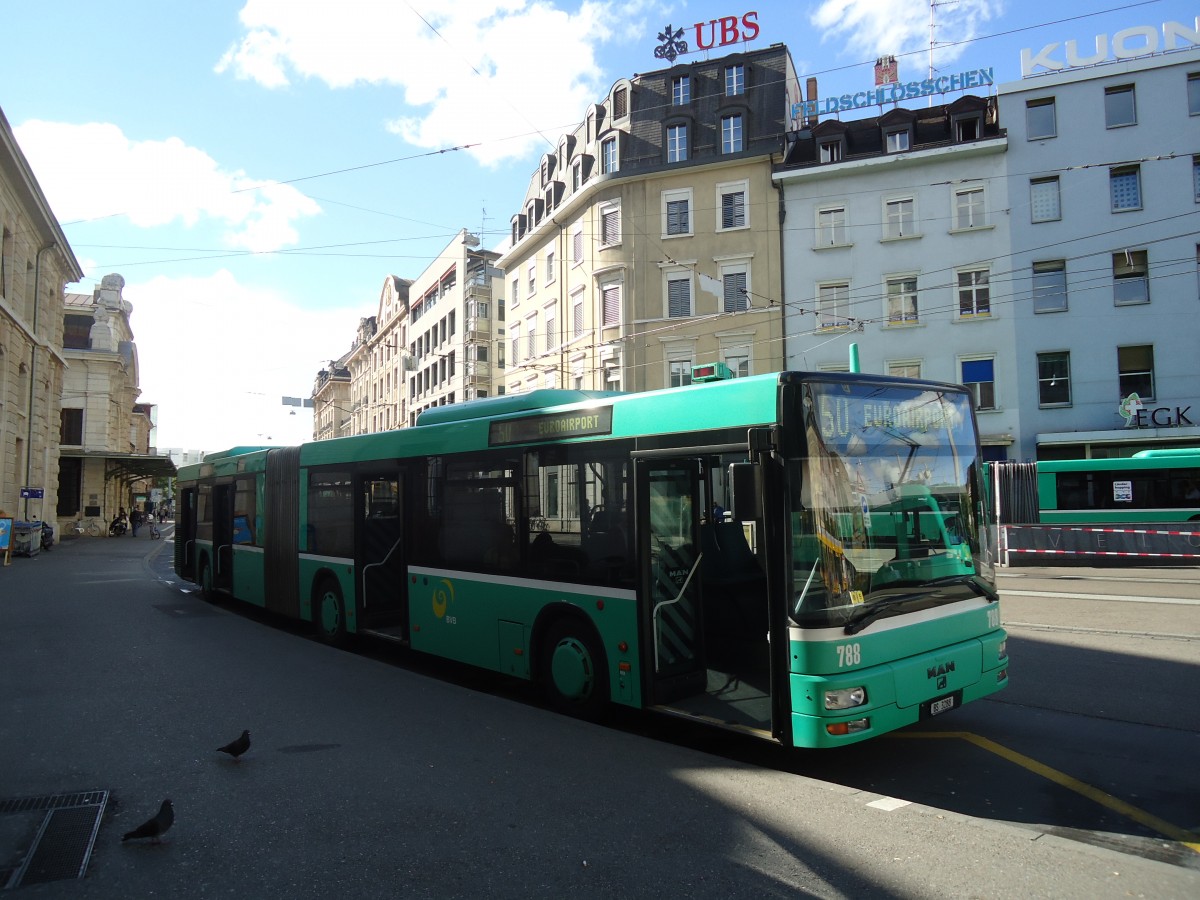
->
[637,458,706,704]
[212,483,234,593]
[357,472,408,636]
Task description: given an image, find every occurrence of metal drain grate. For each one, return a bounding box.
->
[2,791,107,889]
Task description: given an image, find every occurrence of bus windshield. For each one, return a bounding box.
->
[786,380,987,629]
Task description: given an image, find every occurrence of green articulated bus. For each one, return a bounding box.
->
[174,369,1007,749]
[1036,450,1200,524]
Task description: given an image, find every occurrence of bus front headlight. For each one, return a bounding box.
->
[824,686,867,710]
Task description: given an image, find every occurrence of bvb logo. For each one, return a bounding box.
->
[654,24,688,63]
[431,579,455,619]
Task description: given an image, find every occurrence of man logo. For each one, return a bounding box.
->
[927,661,955,679]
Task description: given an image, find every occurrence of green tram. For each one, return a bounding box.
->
[1036,450,1200,524]
[175,370,1007,748]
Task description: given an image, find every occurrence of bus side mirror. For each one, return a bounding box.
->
[728,463,761,521]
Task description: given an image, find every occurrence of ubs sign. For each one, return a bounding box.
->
[1021,18,1200,77]
[654,11,760,63]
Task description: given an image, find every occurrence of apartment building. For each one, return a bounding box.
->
[999,42,1200,459]
[496,44,800,394]
[774,94,1019,461]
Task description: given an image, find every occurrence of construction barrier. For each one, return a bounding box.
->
[1000,523,1200,565]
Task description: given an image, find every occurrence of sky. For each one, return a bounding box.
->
[2,0,1195,452]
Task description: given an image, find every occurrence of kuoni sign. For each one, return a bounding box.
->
[1021,18,1200,77]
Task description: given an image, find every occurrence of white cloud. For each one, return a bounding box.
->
[809,0,1003,74]
[216,0,633,164]
[12,120,320,252]
[125,270,362,452]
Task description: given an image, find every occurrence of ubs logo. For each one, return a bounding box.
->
[654,12,761,63]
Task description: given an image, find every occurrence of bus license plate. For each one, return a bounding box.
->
[929,696,956,716]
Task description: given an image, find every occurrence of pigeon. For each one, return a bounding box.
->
[122,799,174,843]
[216,729,251,761]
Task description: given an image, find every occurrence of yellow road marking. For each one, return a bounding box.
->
[892,731,1200,854]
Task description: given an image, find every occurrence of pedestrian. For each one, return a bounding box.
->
[130,506,142,537]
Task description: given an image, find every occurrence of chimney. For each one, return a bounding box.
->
[805,77,818,127]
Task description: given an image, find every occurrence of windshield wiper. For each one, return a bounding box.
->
[843,594,923,635]
[866,574,1000,603]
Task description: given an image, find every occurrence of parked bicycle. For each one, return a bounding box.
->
[148,519,161,540]
[74,518,102,537]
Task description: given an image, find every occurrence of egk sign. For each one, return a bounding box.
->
[655,11,760,63]
[1021,18,1200,77]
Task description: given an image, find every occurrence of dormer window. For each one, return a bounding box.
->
[613,86,628,118]
[819,139,843,163]
[885,128,910,152]
[955,116,980,142]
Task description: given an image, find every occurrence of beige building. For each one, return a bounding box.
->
[496,44,800,394]
[311,231,502,437]
[0,105,84,527]
[58,274,174,530]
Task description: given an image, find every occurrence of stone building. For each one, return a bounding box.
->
[496,43,800,394]
[58,274,174,529]
[0,105,84,525]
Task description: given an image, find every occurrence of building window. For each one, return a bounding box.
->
[510,279,519,310]
[723,268,748,312]
[572,226,583,265]
[957,269,990,317]
[721,115,743,154]
[883,197,915,239]
[961,358,996,410]
[1033,261,1068,313]
[1104,85,1136,128]
[725,64,744,96]
[545,249,555,283]
[886,276,918,324]
[60,408,83,445]
[1037,352,1071,406]
[612,86,628,119]
[572,290,584,338]
[1118,344,1154,400]
[664,191,691,237]
[955,116,980,142]
[667,273,692,318]
[666,124,687,163]
[672,75,690,105]
[1194,155,1200,201]
[1190,73,1200,115]
[954,186,985,229]
[669,358,693,387]
[63,315,91,350]
[819,139,843,163]
[602,282,621,326]
[885,129,910,152]
[599,203,620,246]
[527,261,536,296]
[817,206,847,247]
[888,361,921,379]
[1030,177,1061,222]
[1026,98,1057,139]
[544,306,557,351]
[571,160,583,191]
[525,314,537,357]
[1110,165,1141,211]
[723,345,750,378]
[510,323,520,365]
[1113,250,1149,305]
[718,181,747,230]
[601,137,618,174]
[817,282,850,329]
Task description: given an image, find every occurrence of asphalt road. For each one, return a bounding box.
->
[1,535,1197,898]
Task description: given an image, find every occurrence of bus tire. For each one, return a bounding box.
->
[199,558,215,602]
[313,578,347,645]
[539,617,609,721]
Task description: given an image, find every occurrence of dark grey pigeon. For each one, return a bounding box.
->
[216,729,251,760]
[122,799,174,843]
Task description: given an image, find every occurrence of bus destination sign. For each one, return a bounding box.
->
[489,407,614,447]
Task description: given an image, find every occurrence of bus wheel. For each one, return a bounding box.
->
[314,579,347,645]
[199,558,215,602]
[540,618,609,720]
